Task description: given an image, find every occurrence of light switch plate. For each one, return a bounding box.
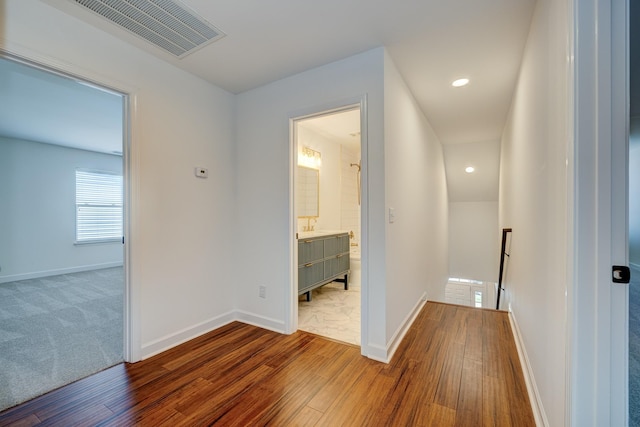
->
[389,207,395,223]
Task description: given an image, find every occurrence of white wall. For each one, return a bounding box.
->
[341,146,361,256]
[296,126,342,231]
[235,48,449,360]
[2,2,450,364]
[383,50,449,339]
[0,137,122,282]
[448,201,499,282]
[498,0,570,424]
[2,0,236,359]
[235,48,387,355]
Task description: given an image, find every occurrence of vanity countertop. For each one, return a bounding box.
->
[297,230,348,239]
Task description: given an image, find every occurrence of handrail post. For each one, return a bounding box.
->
[496,228,512,310]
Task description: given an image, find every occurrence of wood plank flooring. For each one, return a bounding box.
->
[0,302,535,426]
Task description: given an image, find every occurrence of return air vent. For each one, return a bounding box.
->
[72,0,225,58]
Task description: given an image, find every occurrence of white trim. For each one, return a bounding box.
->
[141,311,237,359]
[366,293,427,363]
[140,310,286,360]
[123,92,140,363]
[571,0,629,424]
[0,45,141,364]
[287,96,369,355]
[365,343,389,363]
[508,311,549,427]
[234,310,287,334]
[0,262,123,284]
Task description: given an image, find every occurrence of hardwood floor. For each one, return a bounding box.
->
[0,302,535,426]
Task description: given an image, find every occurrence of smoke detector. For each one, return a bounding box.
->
[72,0,226,58]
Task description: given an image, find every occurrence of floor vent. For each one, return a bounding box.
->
[73,0,225,58]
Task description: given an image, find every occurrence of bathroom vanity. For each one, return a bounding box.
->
[297,231,350,301]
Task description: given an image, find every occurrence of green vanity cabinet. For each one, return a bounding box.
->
[298,232,350,301]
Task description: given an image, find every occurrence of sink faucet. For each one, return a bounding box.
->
[303,217,316,232]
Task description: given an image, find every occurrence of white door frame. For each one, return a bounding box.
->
[287,96,369,354]
[0,48,140,363]
[571,0,629,424]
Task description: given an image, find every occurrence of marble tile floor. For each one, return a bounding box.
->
[298,261,361,346]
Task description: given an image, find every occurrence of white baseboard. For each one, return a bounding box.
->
[0,262,123,283]
[508,311,549,426]
[139,293,423,365]
[234,310,287,334]
[366,292,427,363]
[365,343,389,363]
[141,310,237,359]
[140,310,286,360]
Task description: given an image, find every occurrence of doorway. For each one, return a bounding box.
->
[292,106,362,345]
[0,54,129,410]
[630,0,639,423]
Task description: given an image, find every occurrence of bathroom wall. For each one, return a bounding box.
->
[296,126,342,231]
[296,125,362,255]
[341,146,361,257]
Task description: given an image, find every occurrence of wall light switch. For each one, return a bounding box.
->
[389,207,396,223]
[195,167,208,178]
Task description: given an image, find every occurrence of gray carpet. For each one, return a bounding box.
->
[631,265,640,426]
[0,267,124,412]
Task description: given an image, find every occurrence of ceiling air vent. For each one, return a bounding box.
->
[73,0,225,58]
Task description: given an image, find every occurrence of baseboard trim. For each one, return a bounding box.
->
[508,311,549,426]
[141,311,236,359]
[139,293,424,365]
[367,292,427,363]
[234,310,287,334]
[140,310,287,360]
[0,262,123,283]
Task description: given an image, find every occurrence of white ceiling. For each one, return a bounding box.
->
[0,57,123,155]
[443,140,501,202]
[297,109,361,156]
[3,0,537,201]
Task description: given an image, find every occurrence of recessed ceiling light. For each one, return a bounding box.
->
[465,166,475,173]
[452,78,470,88]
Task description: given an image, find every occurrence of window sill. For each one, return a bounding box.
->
[74,238,121,246]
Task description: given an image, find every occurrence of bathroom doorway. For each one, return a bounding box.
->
[292,106,362,345]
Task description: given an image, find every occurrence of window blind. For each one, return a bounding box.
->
[76,169,123,243]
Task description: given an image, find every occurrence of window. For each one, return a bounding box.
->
[75,169,123,244]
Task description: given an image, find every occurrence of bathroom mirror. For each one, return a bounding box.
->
[297,166,319,218]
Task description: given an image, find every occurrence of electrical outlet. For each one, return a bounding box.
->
[195,167,208,178]
[259,285,266,299]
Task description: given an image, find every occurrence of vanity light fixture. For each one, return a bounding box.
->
[452,78,470,87]
[465,166,475,173]
[299,146,322,169]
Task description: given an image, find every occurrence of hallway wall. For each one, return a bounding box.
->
[383,51,449,337]
[448,201,499,283]
[498,0,571,424]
